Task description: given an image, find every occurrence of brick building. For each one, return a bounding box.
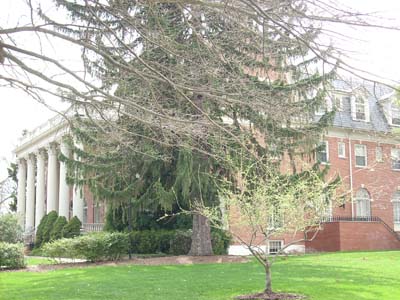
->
[230,80,400,255]
[14,80,400,253]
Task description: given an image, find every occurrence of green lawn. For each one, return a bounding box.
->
[25,257,55,266]
[1,251,399,300]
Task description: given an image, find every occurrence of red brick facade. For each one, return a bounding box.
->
[230,129,400,253]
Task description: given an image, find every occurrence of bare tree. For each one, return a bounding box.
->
[198,157,341,299]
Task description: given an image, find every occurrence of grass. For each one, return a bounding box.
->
[1,251,399,300]
[25,257,55,266]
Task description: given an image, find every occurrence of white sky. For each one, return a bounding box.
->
[1,0,400,180]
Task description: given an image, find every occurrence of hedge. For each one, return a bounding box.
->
[43,232,129,262]
[42,229,231,262]
[0,242,25,269]
[129,229,230,255]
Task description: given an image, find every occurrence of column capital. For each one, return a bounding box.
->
[17,157,26,165]
[34,148,47,158]
[27,153,36,164]
[47,143,58,156]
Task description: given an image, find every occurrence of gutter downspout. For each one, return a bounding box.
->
[348,135,354,218]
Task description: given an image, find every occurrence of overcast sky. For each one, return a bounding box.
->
[1,0,400,180]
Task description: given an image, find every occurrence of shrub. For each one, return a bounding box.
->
[211,229,232,255]
[44,232,129,262]
[0,242,25,269]
[35,214,48,248]
[103,232,129,261]
[73,234,105,262]
[170,230,192,255]
[129,231,158,254]
[62,216,82,238]
[50,216,68,241]
[43,211,58,244]
[158,230,175,253]
[0,214,22,243]
[42,238,76,262]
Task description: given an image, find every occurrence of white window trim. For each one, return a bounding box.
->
[390,103,400,127]
[392,198,400,225]
[318,141,329,164]
[391,148,400,171]
[355,144,367,168]
[268,240,283,255]
[351,96,370,122]
[338,142,346,158]
[375,146,383,163]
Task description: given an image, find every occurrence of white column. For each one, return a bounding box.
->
[73,185,84,223]
[58,140,70,219]
[16,159,27,228]
[25,154,36,232]
[72,142,84,222]
[46,143,59,213]
[35,150,46,228]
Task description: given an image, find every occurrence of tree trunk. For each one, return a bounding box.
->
[264,263,273,294]
[189,213,213,256]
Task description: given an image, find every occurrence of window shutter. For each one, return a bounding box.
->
[364,98,370,122]
[350,95,356,120]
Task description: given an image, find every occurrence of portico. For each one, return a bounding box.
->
[14,114,84,232]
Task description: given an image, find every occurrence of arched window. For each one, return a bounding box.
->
[355,188,371,217]
[392,191,400,224]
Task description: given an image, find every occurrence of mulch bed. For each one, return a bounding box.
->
[20,255,249,272]
[236,292,306,300]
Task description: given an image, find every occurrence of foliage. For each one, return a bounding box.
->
[62,216,82,239]
[6,163,17,212]
[42,229,230,260]
[50,216,68,241]
[42,211,58,245]
[42,238,75,262]
[102,232,129,261]
[34,214,49,248]
[169,230,192,256]
[211,229,232,255]
[43,232,129,262]
[104,204,193,232]
[0,242,25,269]
[0,214,22,243]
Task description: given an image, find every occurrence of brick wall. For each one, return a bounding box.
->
[306,221,400,252]
[326,136,400,230]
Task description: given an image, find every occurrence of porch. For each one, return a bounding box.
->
[306,216,400,252]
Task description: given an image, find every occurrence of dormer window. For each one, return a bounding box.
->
[355,97,366,120]
[391,105,400,126]
[333,96,347,111]
[351,95,369,122]
[333,96,342,111]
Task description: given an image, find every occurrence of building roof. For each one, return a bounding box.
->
[325,80,396,134]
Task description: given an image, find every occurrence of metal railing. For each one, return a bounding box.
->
[322,215,400,242]
[82,223,104,232]
[322,216,380,222]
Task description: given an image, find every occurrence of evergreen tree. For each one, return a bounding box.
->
[62,216,82,239]
[43,211,58,245]
[53,1,337,256]
[50,216,68,241]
